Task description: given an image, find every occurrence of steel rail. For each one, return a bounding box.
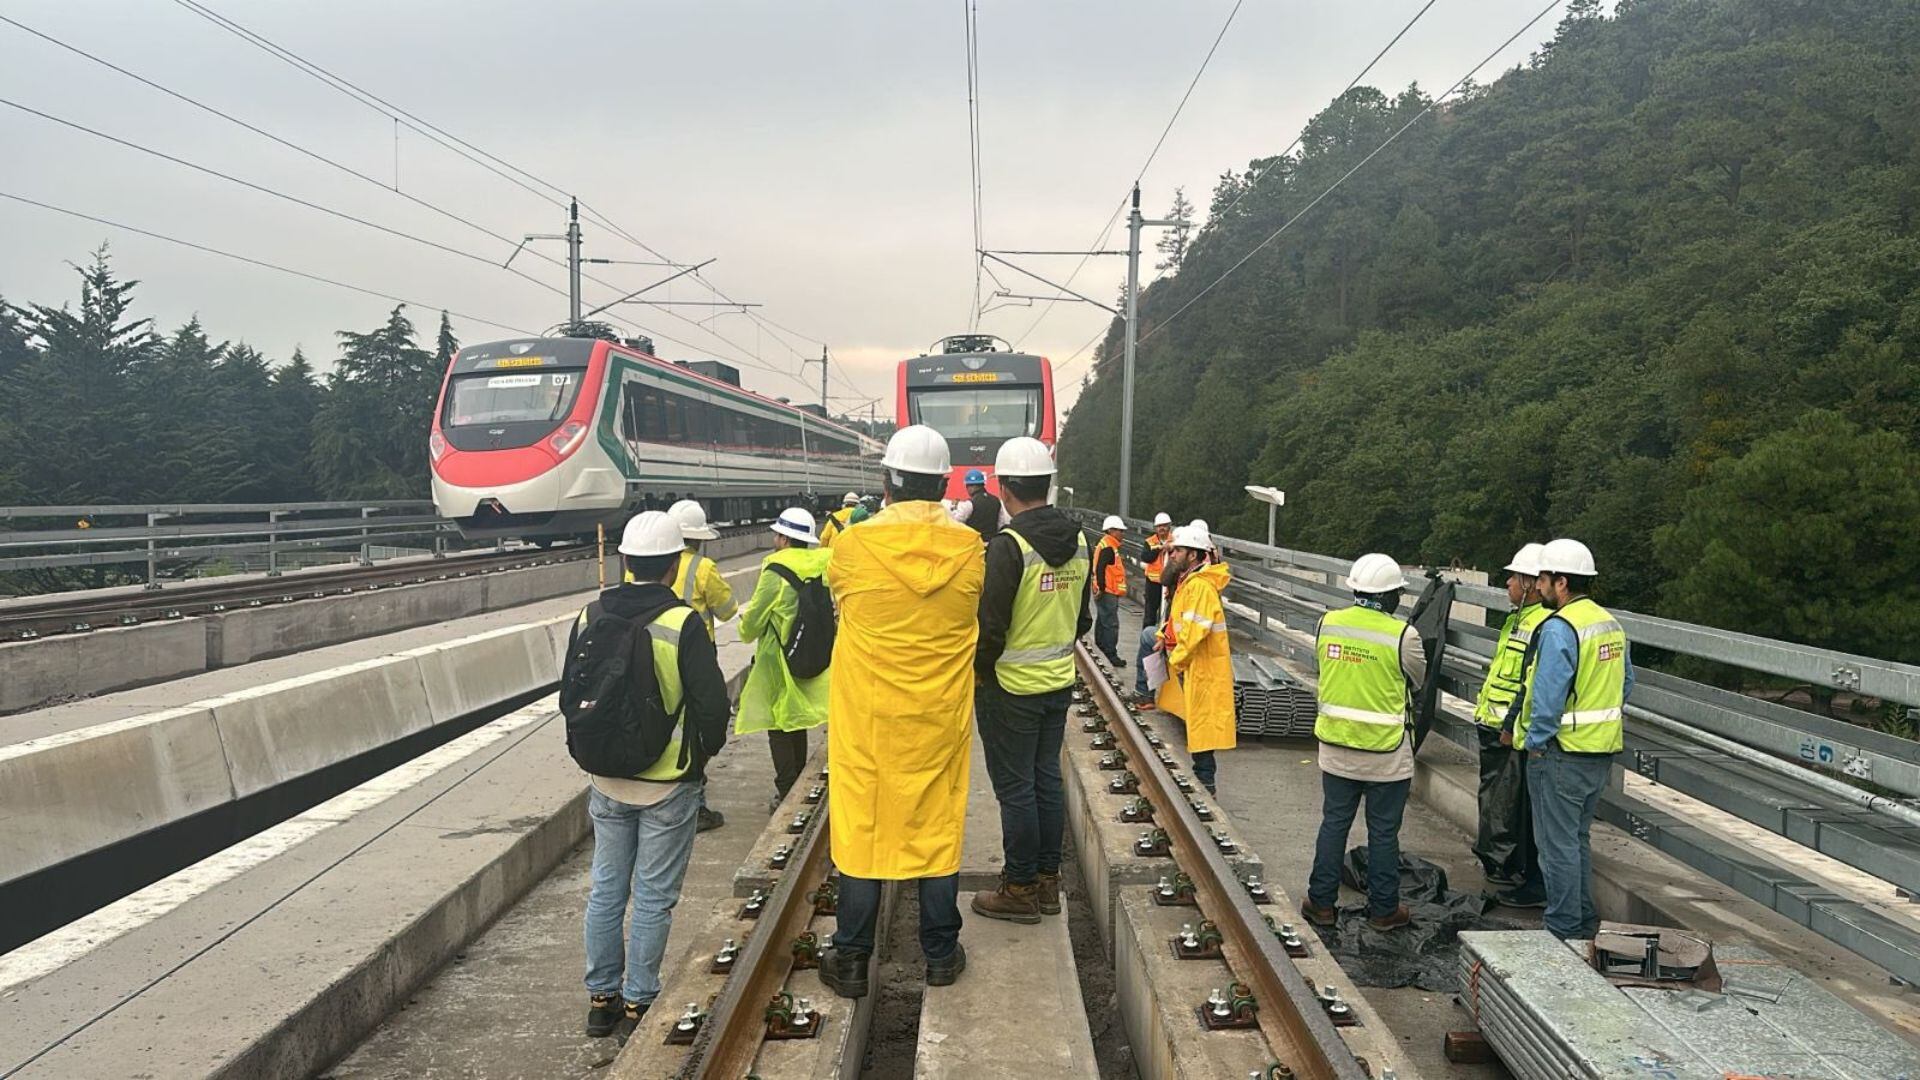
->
[676,783,834,1080]
[1075,643,1368,1080]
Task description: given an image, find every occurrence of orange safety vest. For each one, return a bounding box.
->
[1143,534,1168,577]
[1097,534,1126,595]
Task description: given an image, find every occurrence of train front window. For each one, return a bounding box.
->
[908,387,1040,439]
[445,371,584,427]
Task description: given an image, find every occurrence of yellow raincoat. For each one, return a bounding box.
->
[736,545,833,734]
[826,500,985,879]
[1156,561,1237,754]
[674,548,738,634]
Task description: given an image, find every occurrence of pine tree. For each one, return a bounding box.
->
[1154,187,1195,271]
[312,306,438,498]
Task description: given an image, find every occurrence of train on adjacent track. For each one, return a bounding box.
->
[431,336,882,541]
[896,334,1057,499]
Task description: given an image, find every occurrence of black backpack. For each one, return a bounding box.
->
[560,596,690,780]
[766,563,837,680]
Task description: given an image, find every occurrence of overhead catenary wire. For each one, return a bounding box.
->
[964,0,986,331]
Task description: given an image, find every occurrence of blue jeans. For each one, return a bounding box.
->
[1134,628,1158,696]
[583,783,700,1003]
[1307,772,1411,917]
[1094,594,1121,660]
[976,682,1070,884]
[1529,747,1613,939]
[833,872,962,960]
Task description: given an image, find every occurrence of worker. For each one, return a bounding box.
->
[1150,523,1235,795]
[567,511,730,1037]
[736,507,833,811]
[971,437,1093,924]
[1090,515,1128,667]
[666,498,739,833]
[1510,538,1633,940]
[818,425,985,997]
[1141,512,1173,625]
[1473,543,1549,898]
[1301,553,1427,933]
[820,492,861,547]
[1129,534,1186,708]
[950,468,1006,543]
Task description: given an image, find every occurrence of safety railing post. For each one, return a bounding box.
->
[433,524,447,559]
[359,507,374,566]
[144,512,161,589]
[266,509,283,576]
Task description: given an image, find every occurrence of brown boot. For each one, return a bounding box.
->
[1300,899,1338,928]
[1035,872,1062,916]
[970,882,1042,924]
[1367,905,1412,930]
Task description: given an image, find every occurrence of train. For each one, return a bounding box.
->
[431,336,882,541]
[896,334,1058,499]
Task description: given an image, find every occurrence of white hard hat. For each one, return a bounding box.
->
[1172,523,1211,551]
[771,507,819,545]
[1539,538,1598,577]
[880,424,950,477]
[666,499,719,541]
[994,436,1056,478]
[1152,512,1173,527]
[1504,542,1546,576]
[618,511,684,557]
[1346,552,1406,594]
[1101,515,1126,532]
[1190,519,1209,534]
[842,492,860,506]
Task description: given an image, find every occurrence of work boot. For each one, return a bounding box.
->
[1299,899,1338,928]
[925,943,968,986]
[818,948,870,999]
[1106,654,1128,668]
[623,998,651,1026]
[970,881,1042,924]
[697,807,725,833]
[1035,872,1063,916]
[585,992,623,1038]
[1368,905,1413,931]
[1494,886,1546,909]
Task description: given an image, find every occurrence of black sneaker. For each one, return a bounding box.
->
[1495,887,1546,909]
[585,993,623,1037]
[623,998,651,1025]
[1484,871,1524,889]
[925,943,968,986]
[697,807,725,833]
[1106,655,1128,669]
[819,948,871,999]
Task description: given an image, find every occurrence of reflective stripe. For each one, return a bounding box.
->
[999,642,1075,664]
[650,624,681,647]
[996,529,1089,694]
[1328,625,1401,649]
[678,552,703,602]
[1563,707,1622,726]
[1510,626,1535,646]
[1180,610,1217,631]
[1576,619,1624,642]
[1317,702,1406,726]
[1020,547,1045,568]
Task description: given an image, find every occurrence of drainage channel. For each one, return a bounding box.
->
[0,683,555,954]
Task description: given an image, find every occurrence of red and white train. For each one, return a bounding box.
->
[896,334,1058,499]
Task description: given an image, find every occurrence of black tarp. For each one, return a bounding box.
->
[1307,849,1528,991]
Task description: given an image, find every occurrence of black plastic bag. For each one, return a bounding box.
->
[1310,850,1521,991]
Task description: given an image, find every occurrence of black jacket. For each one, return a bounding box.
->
[568,582,731,782]
[963,490,1004,541]
[975,505,1095,686]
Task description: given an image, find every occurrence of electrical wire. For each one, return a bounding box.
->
[0,190,538,336]
[964,0,985,331]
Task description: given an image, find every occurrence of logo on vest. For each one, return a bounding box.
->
[1038,571,1057,592]
[1326,643,1342,660]
[1596,642,1621,662]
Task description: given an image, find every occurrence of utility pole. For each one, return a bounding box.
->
[566,198,582,326]
[1119,184,1187,519]
[802,346,830,412]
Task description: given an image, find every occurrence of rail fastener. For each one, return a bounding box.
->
[1174,921,1227,960]
[1199,982,1261,1030]
[710,938,741,974]
[1109,770,1141,794]
[1243,876,1272,904]
[804,784,825,804]
[1154,872,1198,907]
[790,931,822,971]
[786,810,811,835]
[1091,731,1116,750]
[1120,796,1156,823]
[1266,918,1311,958]
[768,844,792,870]
[764,992,823,1040]
[1134,828,1172,858]
[1192,799,1217,821]
[739,890,768,920]
[666,1001,709,1044]
[1313,984,1358,1027]
[808,879,838,916]
[1098,747,1126,768]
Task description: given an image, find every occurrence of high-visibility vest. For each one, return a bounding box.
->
[1314,604,1411,753]
[1143,534,1168,577]
[1517,597,1627,753]
[1097,535,1126,595]
[995,529,1089,695]
[674,550,720,634]
[1473,602,1549,728]
[821,507,855,547]
[573,603,697,781]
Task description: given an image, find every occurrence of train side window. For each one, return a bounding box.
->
[688,396,711,444]
[620,381,640,440]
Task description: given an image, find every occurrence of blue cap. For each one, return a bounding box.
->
[964,469,987,485]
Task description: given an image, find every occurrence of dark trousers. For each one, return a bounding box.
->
[769,728,810,800]
[832,872,962,960]
[1473,725,1529,882]
[1143,580,1164,628]
[1191,749,1218,795]
[1307,772,1411,917]
[1093,594,1121,660]
[976,681,1070,884]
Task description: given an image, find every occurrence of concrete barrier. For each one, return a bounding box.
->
[0,620,208,714]
[207,578,489,667]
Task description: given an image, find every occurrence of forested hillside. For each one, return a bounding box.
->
[1057,0,1920,662]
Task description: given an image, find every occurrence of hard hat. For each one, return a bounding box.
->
[1190,519,1209,534]
[880,424,950,477]
[1101,514,1126,532]
[1504,542,1546,576]
[842,492,860,506]
[964,468,987,486]
[1538,538,1598,577]
[1346,552,1406,594]
[1152,512,1172,527]
[771,507,819,545]
[618,511,684,557]
[666,498,719,541]
[994,436,1056,478]
[1172,523,1211,551]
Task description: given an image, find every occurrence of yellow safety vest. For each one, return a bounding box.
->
[1518,596,1627,754]
[1314,604,1411,753]
[996,529,1089,695]
[1474,602,1549,728]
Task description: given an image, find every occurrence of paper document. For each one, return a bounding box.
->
[1143,651,1169,692]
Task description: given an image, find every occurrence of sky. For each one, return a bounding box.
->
[0,1,1569,416]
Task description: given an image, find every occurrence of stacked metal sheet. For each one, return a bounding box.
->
[1232,654,1317,738]
[1459,931,1920,1079]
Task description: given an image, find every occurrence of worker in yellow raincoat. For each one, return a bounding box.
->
[666,498,739,833]
[818,425,984,999]
[1153,522,1236,796]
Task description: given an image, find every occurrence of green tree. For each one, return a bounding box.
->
[311,306,439,498]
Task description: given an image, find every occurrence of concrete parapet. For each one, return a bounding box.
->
[207,577,489,667]
[0,619,207,714]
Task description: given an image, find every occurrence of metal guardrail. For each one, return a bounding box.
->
[0,501,453,582]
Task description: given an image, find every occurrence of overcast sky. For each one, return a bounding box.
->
[1,1,1566,414]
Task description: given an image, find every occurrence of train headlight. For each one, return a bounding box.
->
[548,420,588,457]
[429,431,448,462]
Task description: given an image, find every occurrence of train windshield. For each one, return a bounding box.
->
[444,370,584,427]
[908,386,1041,439]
